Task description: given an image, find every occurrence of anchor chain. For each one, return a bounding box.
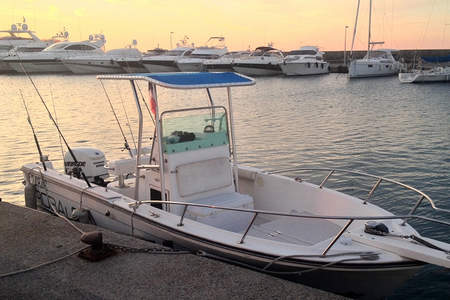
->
[106,243,192,255]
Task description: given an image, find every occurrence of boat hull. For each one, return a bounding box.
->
[232,63,282,76]
[204,63,234,72]
[281,62,329,76]
[8,59,70,73]
[116,60,147,73]
[63,60,122,74]
[399,72,450,83]
[349,61,400,78]
[0,58,15,72]
[143,60,179,73]
[22,165,425,299]
[177,62,205,72]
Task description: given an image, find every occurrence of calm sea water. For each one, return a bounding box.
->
[0,73,448,298]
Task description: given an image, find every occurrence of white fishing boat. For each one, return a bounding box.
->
[62,48,143,74]
[232,46,284,76]
[348,0,404,78]
[21,72,450,298]
[280,46,329,76]
[6,34,106,73]
[142,47,193,73]
[203,51,250,72]
[176,37,228,72]
[0,22,54,72]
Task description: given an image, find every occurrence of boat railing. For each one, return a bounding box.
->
[269,167,450,217]
[129,198,450,255]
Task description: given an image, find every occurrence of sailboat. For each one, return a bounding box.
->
[348,0,404,78]
[21,72,449,298]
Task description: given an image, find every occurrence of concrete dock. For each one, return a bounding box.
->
[0,202,346,299]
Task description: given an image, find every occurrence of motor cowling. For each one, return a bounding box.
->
[64,148,108,185]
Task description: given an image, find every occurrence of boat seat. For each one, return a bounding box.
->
[184,192,254,233]
[176,157,233,198]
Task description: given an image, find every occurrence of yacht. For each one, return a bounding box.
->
[349,49,403,78]
[114,48,146,73]
[0,22,54,72]
[142,46,193,73]
[399,55,450,83]
[232,46,284,76]
[280,46,329,76]
[203,51,250,72]
[6,34,106,73]
[176,37,228,72]
[399,66,450,83]
[21,72,450,299]
[62,48,143,74]
[348,0,403,78]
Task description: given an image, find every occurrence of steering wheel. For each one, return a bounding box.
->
[203,125,215,133]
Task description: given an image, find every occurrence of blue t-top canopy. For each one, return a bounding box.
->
[97,72,255,89]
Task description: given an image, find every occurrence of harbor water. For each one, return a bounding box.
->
[0,73,449,298]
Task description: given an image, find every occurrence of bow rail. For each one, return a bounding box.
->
[269,167,450,215]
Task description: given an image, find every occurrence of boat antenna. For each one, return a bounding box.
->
[350,0,360,61]
[99,79,134,158]
[20,90,47,171]
[16,58,92,187]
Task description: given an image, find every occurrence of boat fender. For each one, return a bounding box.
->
[364,221,389,236]
[71,208,91,224]
[24,182,37,209]
[81,231,103,248]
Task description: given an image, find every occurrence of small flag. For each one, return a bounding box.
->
[149,83,156,115]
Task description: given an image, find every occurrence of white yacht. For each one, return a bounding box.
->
[399,66,450,83]
[176,37,228,72]
[399,55,450,83]
[232,46,284,76]
[349,49,403,78]
[348,0,403,78]
[114,48,146,73]
[203,51,250,72]
[6,34,106,73]
[280,46,329,76]
[142,47,193,73]
[62,48,143,74]
[21,72,450,299]
[0,22,54,72]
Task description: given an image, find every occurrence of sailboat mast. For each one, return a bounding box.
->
[368,0,372,59]
[350,0,360,60]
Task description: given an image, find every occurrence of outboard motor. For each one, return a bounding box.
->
[64,148,108,186]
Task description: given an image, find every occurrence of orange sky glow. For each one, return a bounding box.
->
[2,0,449,52]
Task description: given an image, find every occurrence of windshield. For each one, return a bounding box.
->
[43,43,69,51]
[166,50,185,56]
[161,107,229,154]
[365,51,390,59]
[288,50,317,55]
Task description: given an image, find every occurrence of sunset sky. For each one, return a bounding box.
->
[1,0,449,52]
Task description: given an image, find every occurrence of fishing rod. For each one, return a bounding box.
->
[99,79,134,158]
[116,83,137,151]
[15,52,92,188]
[50,86,65,163]
[20,90,47,171]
